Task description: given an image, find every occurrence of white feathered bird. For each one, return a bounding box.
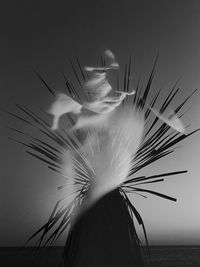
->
[49,50,185,211]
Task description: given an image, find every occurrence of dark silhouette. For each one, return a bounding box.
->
[60,189,144,267]
[7,54,199,267]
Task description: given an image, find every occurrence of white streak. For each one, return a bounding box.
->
[104,49,115,59]
[148,106,185,133]
[85,66,113,72]
[71,113,111,131]
[48,50,135,132]
[86,105,144,202]
[104,49,119,68]
[48,94,82,130]
[115,90,135,96]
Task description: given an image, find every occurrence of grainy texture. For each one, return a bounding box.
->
[1,246,200,267]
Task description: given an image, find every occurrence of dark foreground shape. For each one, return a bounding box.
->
[60,189,144,267]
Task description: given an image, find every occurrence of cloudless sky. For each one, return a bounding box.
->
[1,0,200,246]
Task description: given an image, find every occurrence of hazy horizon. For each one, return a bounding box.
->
[1,0,200,247]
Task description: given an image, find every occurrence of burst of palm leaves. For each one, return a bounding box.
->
[6,52,199,249]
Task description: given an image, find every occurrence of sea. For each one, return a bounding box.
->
[0,246,200,267]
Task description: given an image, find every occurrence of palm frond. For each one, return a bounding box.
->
[6,53,199,248]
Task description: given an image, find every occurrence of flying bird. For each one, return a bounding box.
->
[48,50,134,130]
[10,51,198,267]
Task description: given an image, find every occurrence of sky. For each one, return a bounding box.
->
[1,0,200,246]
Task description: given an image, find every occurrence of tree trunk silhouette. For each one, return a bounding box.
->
[61,189,144,267]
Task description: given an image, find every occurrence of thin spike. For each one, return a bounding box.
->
[32,69,56,97]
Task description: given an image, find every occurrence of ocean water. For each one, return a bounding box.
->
[0,246,200,267]
[144,246,200,267]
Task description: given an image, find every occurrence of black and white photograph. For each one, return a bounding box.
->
[1,1,200,266]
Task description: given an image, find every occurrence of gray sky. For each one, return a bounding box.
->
[1,0,200,246]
